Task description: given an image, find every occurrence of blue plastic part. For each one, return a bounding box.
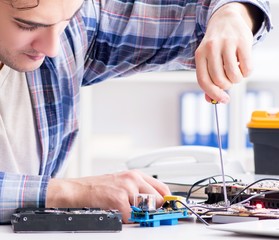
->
[129,207,188,227]
[131,206,142,212]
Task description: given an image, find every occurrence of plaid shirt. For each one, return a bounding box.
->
[0,0,271,223]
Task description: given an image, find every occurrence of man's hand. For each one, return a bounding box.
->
[195,3,263,103]
[46,170,171,223]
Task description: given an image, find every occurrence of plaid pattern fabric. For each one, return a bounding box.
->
[0,0,271,223]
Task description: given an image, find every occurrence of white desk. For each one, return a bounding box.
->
[2,174,278,240]
[0,220,274,240]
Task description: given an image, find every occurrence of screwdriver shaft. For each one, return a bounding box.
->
[213,102,229,208]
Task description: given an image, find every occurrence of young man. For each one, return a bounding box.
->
[0,0,271,223]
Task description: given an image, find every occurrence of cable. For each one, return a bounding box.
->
[185,174,236,202]
[175,200,209,226]
[237,190,279,205]
[186,203,229,216]
[230,177,279,204]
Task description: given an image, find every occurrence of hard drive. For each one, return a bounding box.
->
[11,207,122,233]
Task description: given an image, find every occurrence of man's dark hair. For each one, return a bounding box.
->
[4,0,39,10]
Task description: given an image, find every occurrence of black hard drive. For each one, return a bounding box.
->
[11,208,122,233]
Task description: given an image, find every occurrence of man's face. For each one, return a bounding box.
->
[0,0,83,72]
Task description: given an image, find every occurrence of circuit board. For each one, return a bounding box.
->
[192,179,279,223]
[205,181,279,208]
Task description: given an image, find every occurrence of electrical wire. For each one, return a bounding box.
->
[170,177,279,225]
[185,174,236,202]
[230,177,279,204]
[237,190,279,205]
[175,200,210,226]
[185,203,229,216]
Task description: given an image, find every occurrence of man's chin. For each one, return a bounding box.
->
[12,61,44,72]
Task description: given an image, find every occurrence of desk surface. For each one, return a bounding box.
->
[0,219,274,240]
[2,174,278,239]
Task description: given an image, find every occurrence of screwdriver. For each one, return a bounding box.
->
[211,100,229,208]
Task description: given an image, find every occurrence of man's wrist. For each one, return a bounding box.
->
[46,178,71,207]
[222,2,264,35]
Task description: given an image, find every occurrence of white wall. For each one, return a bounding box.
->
[67,72,200,177]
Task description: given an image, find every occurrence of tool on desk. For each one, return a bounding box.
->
[211,100,229,208]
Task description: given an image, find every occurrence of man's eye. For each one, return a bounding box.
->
[18,24,38,31]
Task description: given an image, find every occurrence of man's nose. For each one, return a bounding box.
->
[31,27,60,58]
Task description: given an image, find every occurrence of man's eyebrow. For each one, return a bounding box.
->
[13,18,54,28]
[13,3,84,28]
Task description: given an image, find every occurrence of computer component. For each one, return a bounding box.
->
[205,181,279,208]
[11,208,122,233]
[129,194,189,227]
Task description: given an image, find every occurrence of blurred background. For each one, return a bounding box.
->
[65,0,279,178]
